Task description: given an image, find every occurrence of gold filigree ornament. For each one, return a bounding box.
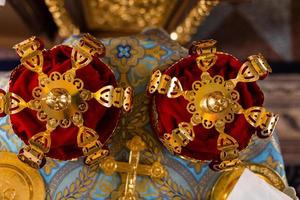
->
[148,40,279,170]
[100,136,166,200]
[0,34,133,169]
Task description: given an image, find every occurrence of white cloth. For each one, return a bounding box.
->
[227,168,292,200]
[0,0,5,6]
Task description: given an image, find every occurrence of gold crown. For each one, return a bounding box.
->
[149,39,279,170]
[1,34,133,168]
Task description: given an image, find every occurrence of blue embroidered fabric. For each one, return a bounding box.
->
[0,29,286,200]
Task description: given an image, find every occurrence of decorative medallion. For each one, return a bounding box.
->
[185,72,240,129]
[31,72,87,128]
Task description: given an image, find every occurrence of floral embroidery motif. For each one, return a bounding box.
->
[117,45,131,58]
[105,37,167,88]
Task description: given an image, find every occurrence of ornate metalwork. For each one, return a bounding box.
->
[149,40,278,170]
[173,0,220,44]
[212,124,241,171]
[83,0,177,32]
[18,128,53,169]
[44,0,80,37]
[31,72,87,128]
[186,72,240,129]
[191,39,217,71]
[13,36,45,76]
[148,70,183,98]
[228,54,272,87]
[243,107,279,138]
[100,136,166,199]
[161,122,194,154]
[0,34,133,168]
[45,0,219,44]
[77,125,109,168]
[0,92,28,115]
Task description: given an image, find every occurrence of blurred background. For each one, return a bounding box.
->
[0,0,299,194]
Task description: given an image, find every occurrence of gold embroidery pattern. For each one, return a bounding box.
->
[153,175,193,200]
[105,37,166,88]
[0,117,21,150]
[54,167,97,200]
[149,40,279,170]
[43,158,59,175]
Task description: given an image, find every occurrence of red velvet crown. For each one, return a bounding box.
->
[148,39,279,171]
[0,34,133,168]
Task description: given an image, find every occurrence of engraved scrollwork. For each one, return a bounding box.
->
[187,102,196,113]
[191,113,202,126]
[202,119,214,129]
[78,102,88,112]
[192,81,202,91]
[37,110,48,121]
[79,89,93,101]
[47,118,59,129]
[49,72,61,81]
[60,119,71,128]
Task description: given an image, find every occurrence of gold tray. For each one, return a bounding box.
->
[210,163,286,200]
[0,152,45,200]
